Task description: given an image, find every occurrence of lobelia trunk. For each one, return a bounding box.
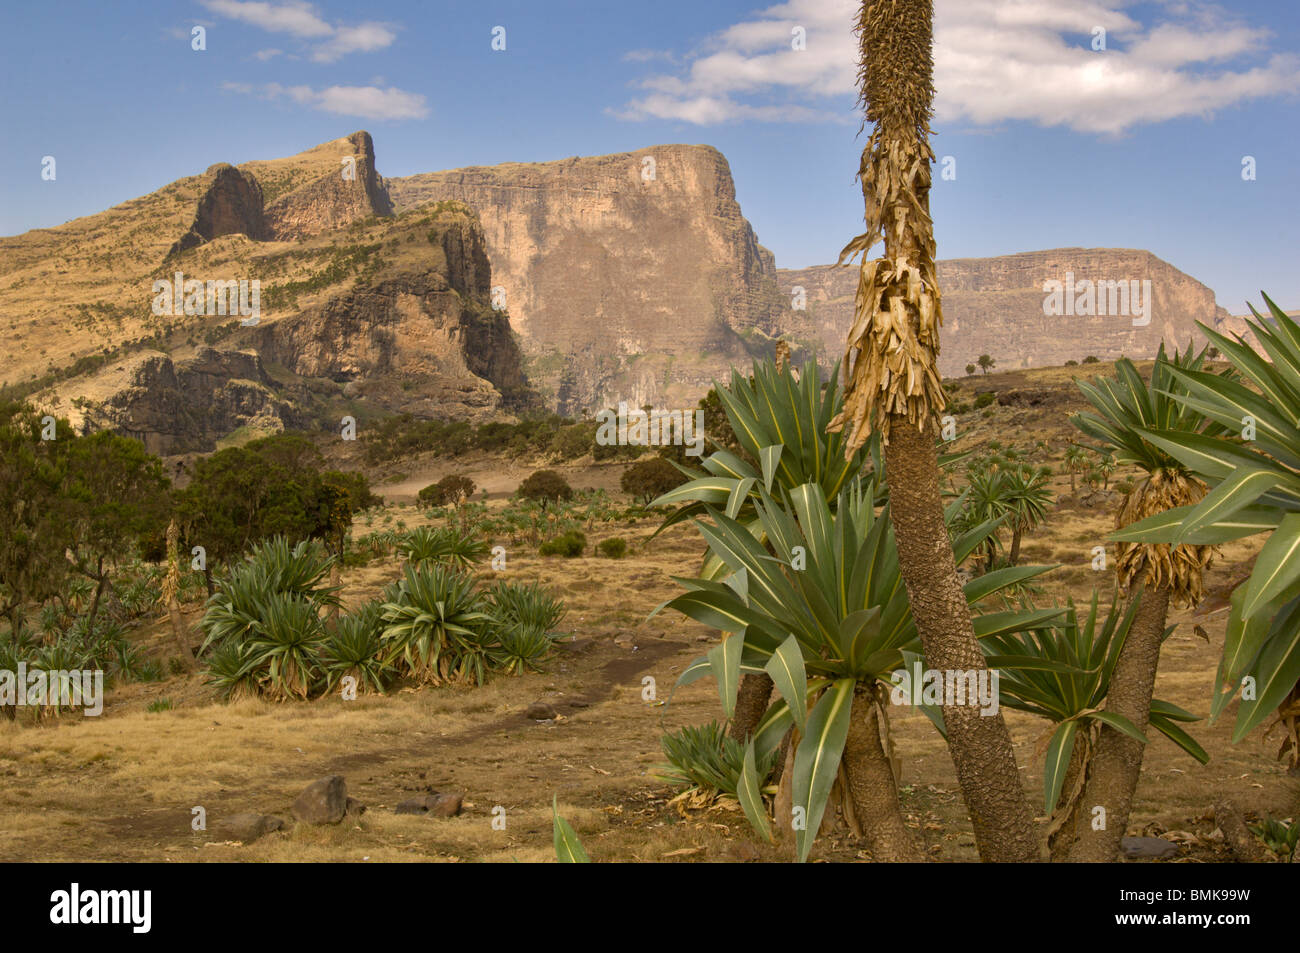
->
[837,0,1039,862]
[730,673,774,742]
[1064,586,1171,861]
[329,561,342,624]
[85,557,107,635]
[842,686,921,860]
[884,420,1041,862]
[165,520,195,671]
[773,728,798,860]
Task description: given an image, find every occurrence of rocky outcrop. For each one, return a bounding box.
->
[73,347,300,455]
[388,145,787,413]
[167,164,269,258]
[47,196,528,451]
[779,248,1239,378]
[166,132,395,258]
[264,131,394,240]
[252,207,529,418]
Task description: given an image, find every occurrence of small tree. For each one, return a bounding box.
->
[620,457,686,505]
[0,403,73,629]
[419,474,477,508]
[1063,445,1089,493]
[518,469,573,509]
[62,431,171,634]
[977,354,996,375]
[965,363,976,376]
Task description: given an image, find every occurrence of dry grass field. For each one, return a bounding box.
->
[2,363,1296,863]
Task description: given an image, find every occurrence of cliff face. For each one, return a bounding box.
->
[263,131,394,240]
[14,130,1252,454]
[388,145,788,413]
[30,130,528,452]
[168,164,269,257]
[68,348,300,455]
[252,210,529,422]
[779,248,1238,378]
[167,131,393,259]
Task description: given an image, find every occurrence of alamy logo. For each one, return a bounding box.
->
[151,271,260,325]
[0,664,103,715]
[595,402,705,457]
[49,883,151,933]
[1042,272,1152,327]
[890,661,1000,716]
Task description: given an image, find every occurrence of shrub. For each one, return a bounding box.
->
[379,563,497,685]
[597,536,628,559]
[322,601,391,694]
[656,722,778,800]
[518,469,574,508]
[1065,360,1079,367]
[620,456,686,505]
[398,526,487,570]
[418,474,476,507]
[551,424,594,460]
[539,530,586,557]
[198,537,339,700]
[974,391,997,409]
[486,580,567,631]
[1082,355,1100,364]
[494,622,557,675]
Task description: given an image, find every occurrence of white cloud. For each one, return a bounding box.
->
[616,0,1300,134]
[203,0,332,37]
[253,48,283,61]
[222,81,429,120]
[622,49,678,64]
[311,23,397,63]
[201,0,397,61]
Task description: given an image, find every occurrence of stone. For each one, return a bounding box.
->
[217,813,284,842]
[525,701,557,720]
[395,793,463,817]
[292,775,349,825]
[721,841,761,863]
[1121,836,1180,859]
[426,793,463,818]
[345,797,366,818]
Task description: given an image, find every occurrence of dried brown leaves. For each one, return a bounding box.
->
[1115,471,1214,607]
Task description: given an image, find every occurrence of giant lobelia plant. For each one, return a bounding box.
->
[1114,295,1300,772]
[658,478,1061,861]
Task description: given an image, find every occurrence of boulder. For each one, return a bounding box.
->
[217,813,284,842]
[525,701,557,720]
[427,793,463,818]
[1121,836,1180,859]
[393,793,463,817]
[292,775,349,825]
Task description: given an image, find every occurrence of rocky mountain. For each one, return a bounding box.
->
[2,130,1251,454]
[388,145,789,414]
[779,249,1243,378]
[2,133,527,453]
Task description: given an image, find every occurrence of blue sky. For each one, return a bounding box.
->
[2,0,1297,313]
